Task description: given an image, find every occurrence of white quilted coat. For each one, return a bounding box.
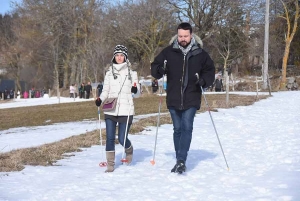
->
[100,62,139,116]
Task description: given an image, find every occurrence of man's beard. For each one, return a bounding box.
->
[179,41,191,48]
[179,40,191,48]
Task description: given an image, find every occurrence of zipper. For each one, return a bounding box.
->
[180,55,186,109]
[116,74,128,116]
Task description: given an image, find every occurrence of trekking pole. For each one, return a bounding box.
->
[98,107,107,167]
[201,86,230,171]
[150,60,167,165]
[121,104,132,163]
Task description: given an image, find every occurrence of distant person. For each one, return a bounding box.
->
[9,89,14,99]
[17,90,21,99]
[152,79,158,93]
[69,84,76,98]
[79,83,85,98]
[97,82,103,97]
[139,79,144,94]
[41,87,46,97]
[292,80,298,91]
[30,87,35,98]
[213,75,223,92]
[35,90,40,98]
[4,88,8,99]
[85,82,92,99]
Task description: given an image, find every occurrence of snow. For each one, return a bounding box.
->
[1,91,300,201]
[0,96,91,109]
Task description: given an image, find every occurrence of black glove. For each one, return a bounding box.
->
[195,73,205,87]
[131,86,138,94]
[157,65,166,75]
[95,97,102,106]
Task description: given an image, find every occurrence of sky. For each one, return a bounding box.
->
[0,91,300,200]
[0,0,22,15]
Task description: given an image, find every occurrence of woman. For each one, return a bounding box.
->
[95,45,139,173]
[69,84,76,98]
[79,83,85,98]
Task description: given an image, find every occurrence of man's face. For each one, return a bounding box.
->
[177,29,192,48]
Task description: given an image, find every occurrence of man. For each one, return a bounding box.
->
[97,82,103,97]
[151,22,215,173]
[85,82,92,99]
[213,75,223,92]
[152,79,158,93]
[292,80,298,91]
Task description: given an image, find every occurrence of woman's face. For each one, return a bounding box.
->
[115,53,125,64]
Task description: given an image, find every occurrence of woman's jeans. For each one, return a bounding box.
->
[105,118,132,151]
[169,107,197,162]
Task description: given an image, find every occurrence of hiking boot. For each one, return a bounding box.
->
[171,163,177,173]
[171,160,186,173]
[125,145,133,165]
[176,160,186,174]
[105,151,115,173]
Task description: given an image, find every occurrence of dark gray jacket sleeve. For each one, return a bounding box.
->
[201,54,215,88]
[151,50,165,79]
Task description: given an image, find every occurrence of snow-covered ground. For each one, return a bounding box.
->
[0,92,300,201]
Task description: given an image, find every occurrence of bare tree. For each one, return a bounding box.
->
[278,0,299,89]
[210,9,248,103]
[168,0,228,41]
[103,0,176,76]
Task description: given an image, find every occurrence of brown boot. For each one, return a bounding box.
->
[125,145,133,165]
[105,151,115,173]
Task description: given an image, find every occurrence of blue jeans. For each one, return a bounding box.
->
[105,118,132,151]
[169,107,197,162]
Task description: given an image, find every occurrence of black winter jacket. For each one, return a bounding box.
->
[151,38,215,110]
[214,79,223,89]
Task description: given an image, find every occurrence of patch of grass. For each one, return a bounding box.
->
[0,93,269,172]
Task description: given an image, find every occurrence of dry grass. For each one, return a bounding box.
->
[0,93,269,172]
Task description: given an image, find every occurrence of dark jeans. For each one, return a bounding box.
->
[79,91,84,98]
[86,91,90,99]
[105,118,132,151]
[169,107,197,162]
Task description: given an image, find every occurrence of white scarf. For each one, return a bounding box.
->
[176,37,195,56]
[113,62,127,71]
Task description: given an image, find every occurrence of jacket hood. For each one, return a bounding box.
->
[169,34,203,48]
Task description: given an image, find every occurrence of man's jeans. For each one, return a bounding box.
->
[169,107,197,162]
[105,118,132,151]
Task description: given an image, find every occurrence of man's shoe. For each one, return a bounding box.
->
[176,160,186,174]
[171,163,177,173]
[171,160,186,174]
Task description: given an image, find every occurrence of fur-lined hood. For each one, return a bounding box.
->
[169,34,203,48]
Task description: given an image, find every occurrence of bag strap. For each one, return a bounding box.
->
[117,75,127,96]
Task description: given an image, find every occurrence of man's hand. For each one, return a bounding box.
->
[157,60,167,75]
[131,83,138,94]
[95,97,102,106]
[157,66,165,75]
[195,73,205,87]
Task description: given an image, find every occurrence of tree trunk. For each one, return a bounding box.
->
[280,42,291,89]
[224,70,230,105]
[63,57,69,89]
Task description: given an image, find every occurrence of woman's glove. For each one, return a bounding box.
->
[131,83,138,94]
[95,97,102,106]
